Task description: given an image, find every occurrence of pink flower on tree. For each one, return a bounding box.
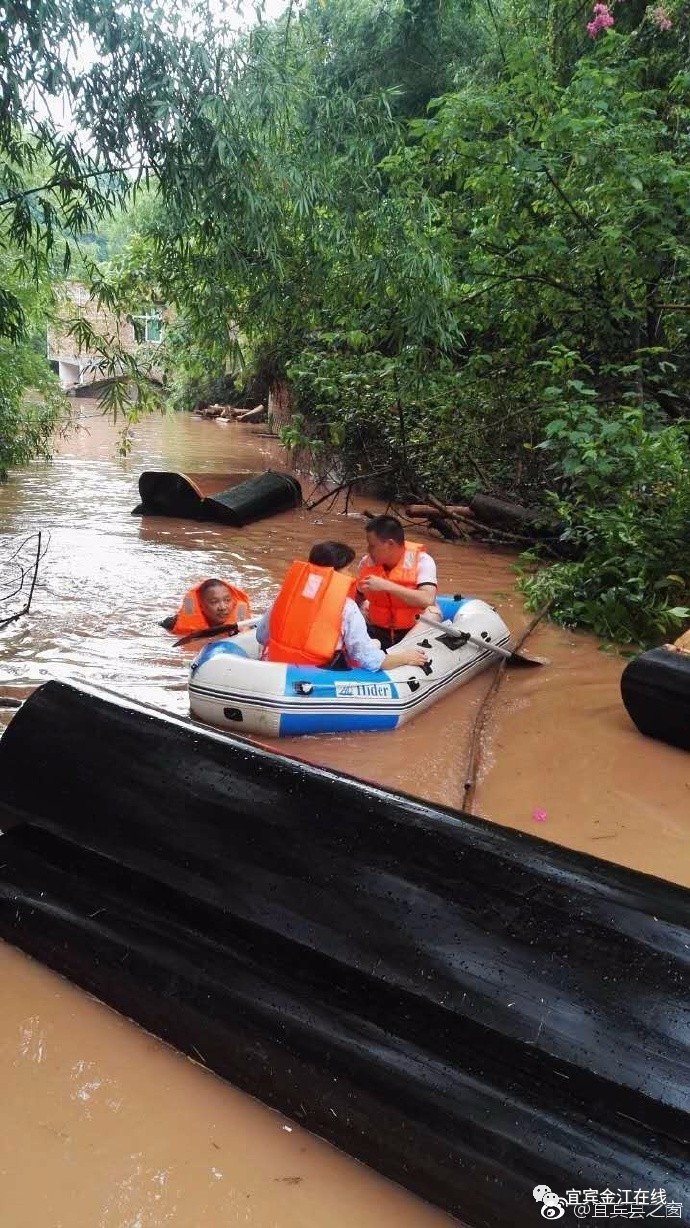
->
[650,5,672,29]
[586,2,615,37]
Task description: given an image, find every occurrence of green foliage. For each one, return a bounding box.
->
[302,0,492,118]
[113,0,480,395]
[76,185,162,269]
[0,290,71,476]
[0,0,218,473]
[0,221,71,475]
[285,343,542,498]
[0,344,69,478]
[4,0,684,641]
[160,319,234,413]
[110,0,689,645]
[519,401,690,644]
[392,31,690,410]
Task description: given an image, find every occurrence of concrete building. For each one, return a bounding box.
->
[47,281,167,391]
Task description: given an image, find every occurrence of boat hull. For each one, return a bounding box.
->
[189,596,510,736]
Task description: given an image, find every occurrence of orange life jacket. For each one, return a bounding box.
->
[265,561,353,667]
[357,540,424,631]
[166,580,250,636]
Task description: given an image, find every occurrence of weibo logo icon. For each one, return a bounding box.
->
[533,1186,567,1220]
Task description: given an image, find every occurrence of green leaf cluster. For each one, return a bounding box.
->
[518,400,690,643]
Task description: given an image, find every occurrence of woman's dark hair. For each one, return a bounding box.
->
[308,541,356,570]
[365,514,404,545]
[198,578,227,597]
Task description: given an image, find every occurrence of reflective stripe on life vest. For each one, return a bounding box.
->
[265,561,352,667]
[357,540,424,631]
[166,581,251,636]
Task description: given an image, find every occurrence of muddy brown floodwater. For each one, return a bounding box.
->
[0,403,688,1227]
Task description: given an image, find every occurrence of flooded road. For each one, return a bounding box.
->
[0,402,688,1226]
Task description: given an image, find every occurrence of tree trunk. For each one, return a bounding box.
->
[469,493,560,537]
[268,381,291,429]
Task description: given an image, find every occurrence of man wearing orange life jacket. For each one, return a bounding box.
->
[255,541,428,671]
[162,578,250,638]
[357,514,441,650]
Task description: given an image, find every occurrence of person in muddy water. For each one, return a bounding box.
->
[356,515,441,650]
[255,541,428,672]
[162,578,251,637]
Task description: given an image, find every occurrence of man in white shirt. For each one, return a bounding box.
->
[356,515,441,650]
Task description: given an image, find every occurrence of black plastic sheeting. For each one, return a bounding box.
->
[133,470,211,518]
[0,681,688,1225]
[132,469,302,525]
[204,470,302,526]
[621,646,690,752]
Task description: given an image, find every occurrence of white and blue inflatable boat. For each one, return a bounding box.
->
[188,596,511,737]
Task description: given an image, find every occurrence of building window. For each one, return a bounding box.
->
[132,309,163,344]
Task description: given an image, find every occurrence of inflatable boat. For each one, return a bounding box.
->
[188,595,511,736]
[621,638,690,751]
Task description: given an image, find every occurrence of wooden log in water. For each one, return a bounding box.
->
[235,405,266,423]
[469,492,560,538]
[405,494,562,543]
[403,503,474,521]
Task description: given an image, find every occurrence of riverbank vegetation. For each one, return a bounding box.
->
[0,0,215,469]
[2,0,689,642]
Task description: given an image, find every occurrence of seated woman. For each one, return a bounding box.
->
[162,578,250,637]
[255,541,427,671]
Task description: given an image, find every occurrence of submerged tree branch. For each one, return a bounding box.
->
[461,598,554,814]
[0,531,45,629]
[306,467,395,511]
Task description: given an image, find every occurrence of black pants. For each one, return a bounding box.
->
[326,651,350,671]
[366,625,407,651]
